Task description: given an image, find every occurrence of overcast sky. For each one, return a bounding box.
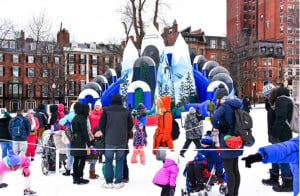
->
[1,0,226,44]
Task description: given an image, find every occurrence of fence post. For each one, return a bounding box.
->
[56,149,60,176]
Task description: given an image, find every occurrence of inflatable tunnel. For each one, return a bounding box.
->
[127,81,152,110]
[193,55,207,72]
[202,61,219,79]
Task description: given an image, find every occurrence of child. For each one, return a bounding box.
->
[26,110,39,161]
[131,122,147,165]
[153,151,179,196]
[0,150,36,195]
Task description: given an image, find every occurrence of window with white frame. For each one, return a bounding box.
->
[296,48,299,55]
[268,58,273,66]
[280,5,284,12]
[69,64,75,75]
[26,84,34,97]
[92,55,97,64]
[288,4,293,12]
[287,15,293,23]
[280,16,284,23]
[42,68,48,77]
[0,54,3,62]
[80,64,85,75]
[288,69,293,75]
[287,48,293,55]
[80,54,85,64]
[104,56,110,63]
[41,85,48,97]
[287,27,292,33]
[288,58,293,65]
[0,65,3,76]
[12,54,19,63]
[30,43,36,51]
[69,81,75,96]
[12,66,19,77]
[210,54,217,61]
[69,54,75,63]
[296,37,299,44]
[0,83,3,97]
[79,80,85,92]
[221,40,226,49]
[27,68,35,77]
[287,37,293,44]
[296,58,299,64]
[1,41,8,48]
[210,40,217,49]
[280,26,284,33]
[54,69,60,78]
[296,28,300,34]
[269,70,273,77]
[296,69,300,75]
[9,83,22,97]
[263,69,267,77]
[92,65,98,77]
[42,56,48,64]
[28,56,34,63]
[54,57,60,64]
[263,58,267,66]
[10,41,15,49]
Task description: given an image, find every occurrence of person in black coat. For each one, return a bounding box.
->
[0,112,12,158]
[242,96,251,113]
[71,103,94,185]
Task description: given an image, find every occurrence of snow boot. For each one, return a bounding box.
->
[0,183,8,188]
[272,178,293,192]
[262,173,279,186]
[24,188,36,195]
[63,169,71,176]
[76,177,89,185]
[89,170,96,179]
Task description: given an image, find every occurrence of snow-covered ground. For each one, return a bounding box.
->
[0,104,295,196]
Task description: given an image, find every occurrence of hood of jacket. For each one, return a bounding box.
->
[110,94,122,105]
[50,105,58,113]
[163,159,177,168]
[37,103,46,110]
[223,98,242,109]
[74,103,89,117]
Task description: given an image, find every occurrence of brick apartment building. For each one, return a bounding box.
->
[227,0,299,102]
[0,28,122,112]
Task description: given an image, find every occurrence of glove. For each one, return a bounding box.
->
[89,146,97,155]
[241,153,263,168]
[22,167,30,177]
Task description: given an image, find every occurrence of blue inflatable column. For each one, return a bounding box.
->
[143,92,152,110]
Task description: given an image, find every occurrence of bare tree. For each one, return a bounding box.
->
[0,19,14,46]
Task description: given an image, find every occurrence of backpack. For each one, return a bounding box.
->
[34,111,48,128]
[233,109,255,147]
[11,117,25,137]
[163,112,180,140]
[279,95,299,133]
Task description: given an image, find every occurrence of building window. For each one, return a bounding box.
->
[263,69,267,77]
[79,80,85,92]
[54,57,60,64]
[280,16,284,23]
[244,62,248,68]
[42,56,48,64]
[280,5,284,13]
[296,28,300,34]
[288,4,293,12]
[92,55,98,64]
[68,81,75,96]
[12,66,19,77]
[287,48,293,55]
[269,70,272,77]
[69,54,75,63]
[104,56,110,63]
[296,48,299,54]
[210,40,217,49]
[80,54,86,64]
[261,47,266,54]
[0,54,3,62]
[296,69,300,75]
[0,83,3,97]
[12,54,19,63]
[278,59,282,67]
[199,49,204,55]
[287,27,292,33]
[92,65,98,77]
[80,64,86,75]
[221,55,226,63]
[41,85,48,97]
[287,15,293,23]
[260,14,264,20]
[68,64,75,75]
[268,58,273,66]
[296,58,300,64]
[210,54,217,61]
[288,58,293,65]
[253,60,257,66]
[0,66,3,76]
[54,69,60,78]
[27,56,34,64]
[41,68,48,77]
[280,26,284,33]
[26,84,34,97]
[269,47,274,54]
[10,41,15,49]
[277,47,283,54]
[266,21,270,29]
[288,69,293,75]
[295,37,299,44]
[27,68,35,77]
[30,43,36,51]
[1,41,8,48]
[287,37,293,44]
[263,58,267,66]
[9,83,22,98]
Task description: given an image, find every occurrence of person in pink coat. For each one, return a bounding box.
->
[88,100,103,133]
[0,149,36,195]
[153,151,179,196]
[26,110,39,161]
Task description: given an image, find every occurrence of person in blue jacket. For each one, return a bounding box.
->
[242,136,299,196]
[211,84,243,196]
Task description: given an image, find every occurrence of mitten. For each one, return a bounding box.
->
[241,153,263,168]
[224,135,243,149]
[89,146,97,155]
[22,167,30,177]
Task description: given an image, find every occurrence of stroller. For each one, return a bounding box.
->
[41,130,67,175]
[181,157,227,196]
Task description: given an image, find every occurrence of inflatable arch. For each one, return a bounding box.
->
[103,68,117,85]
[193,55,207,72]
[78,88,101,106]
[206,80,229,101]
[93,75,109,92]
[210,73,234,95]
[208,66,230,81]
[202,61,219,78]
[142,45,160,67]
[127,81,152,110]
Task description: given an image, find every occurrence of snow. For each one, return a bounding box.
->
[0,104,295,196]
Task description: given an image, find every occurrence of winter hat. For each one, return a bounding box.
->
[7,150,21,167]
[214,84,229,99]
[27,109,35,114]
[201,131,213,146]
[189,106,196,114]
[94,99,102,108]
[262,83,275,97]
[137,103,145,112]
[165,151,179,164]
[37,103,46,110]
[135,122,144,130]
[224,135,243,149]
[110,94,122,105]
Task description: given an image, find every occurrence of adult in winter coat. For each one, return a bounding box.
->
[70,103,95,185]
[242,137,299,196]
[260,86,293,192]
[153,96,174,155]
[242,96,251,113]
[211,84,243,196]
[0,112,12,158]
[34,103,48,139]
[97,94,133,189]
[179,107,202,157]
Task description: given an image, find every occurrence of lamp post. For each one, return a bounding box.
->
[253,82,256,107]
[52,83,56,104]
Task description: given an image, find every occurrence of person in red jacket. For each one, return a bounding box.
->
[153,96,174,155]
[25,110,39,161]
